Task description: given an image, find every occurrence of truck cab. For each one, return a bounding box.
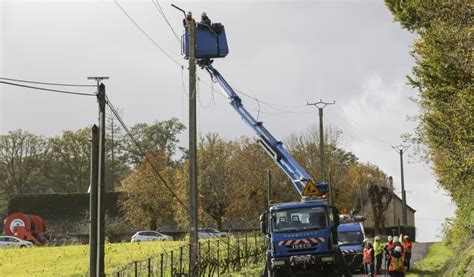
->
[337,222,365,272]
[262,200,345,276]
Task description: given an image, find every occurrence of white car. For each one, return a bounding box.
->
[198,228,228,239]
[0,236,33,248]
[131,231,173,242]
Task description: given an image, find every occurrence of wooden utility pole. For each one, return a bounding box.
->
[88,76,108,277]
[89,125,99,277]
[267,169,272,208]
[306,100,335,182]
[187,16,199,277]
[392,145,409,226]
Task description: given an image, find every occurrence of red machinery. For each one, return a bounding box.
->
[4,213,46,244]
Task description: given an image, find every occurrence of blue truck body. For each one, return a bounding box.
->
[337,222,365,272]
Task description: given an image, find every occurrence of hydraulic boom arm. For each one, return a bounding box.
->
[202,62,328,198]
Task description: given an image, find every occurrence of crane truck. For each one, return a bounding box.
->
[182,18,350,277]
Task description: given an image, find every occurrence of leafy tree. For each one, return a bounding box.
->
[386,0,473,247]
[0,130,47,194]
[125,118,186,165]
[43,128,92,193]
[197,133,232,229]
[118,152,176,230]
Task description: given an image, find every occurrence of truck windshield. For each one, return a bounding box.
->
[271,207,327,233]
[338,231,364,245]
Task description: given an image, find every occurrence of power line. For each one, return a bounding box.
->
[152,0,181,44]
[0,81,96,97]
[113,0,183,68]
[0,77,96,87]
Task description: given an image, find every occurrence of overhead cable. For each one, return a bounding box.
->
[0,77,96,87]
[0,81,96,97]
[113,0,183,68]
[152,0,181,44]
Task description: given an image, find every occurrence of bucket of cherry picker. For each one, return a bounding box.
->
[183,22,229,59]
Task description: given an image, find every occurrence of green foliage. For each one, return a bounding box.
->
[0,240,186,276]
[0,130,47,194]
[407,242,454,276]
[386,0,473,247]
[125,117,186,165]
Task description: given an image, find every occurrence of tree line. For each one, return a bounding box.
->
[386,0,472,247]
[0,117,394,233]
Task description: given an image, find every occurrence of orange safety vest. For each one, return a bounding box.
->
[363,247,373,264]
[386,241,394,250]
[389,254,406,272]
[403,241,412,253]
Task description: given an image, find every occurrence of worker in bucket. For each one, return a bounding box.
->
[200,12,211,26]
[363,239,375,276]
[183,11,193,27]
[388,246,406,276]
[373,236,384,275]
[402,235,413,272]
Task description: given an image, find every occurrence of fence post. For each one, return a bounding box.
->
[171,250,174,277]
[134,261,138,277]
[217,240,220,277]
[237,236,241,271]
[148,258,152,277]
[227,236,230,273]
[160,253,164,277]
[245,232,248,259]
[179,246,183,275]
[254,232,257,250]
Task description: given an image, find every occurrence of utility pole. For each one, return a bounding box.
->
[187,15,199,277]
[89,125,99,277]
[306,100,335,182]
[88,76,109,277]
[392,145,409,226]
[267,169,272,208]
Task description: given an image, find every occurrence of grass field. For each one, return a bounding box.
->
[0,240,186,276]
[407,242,454,277]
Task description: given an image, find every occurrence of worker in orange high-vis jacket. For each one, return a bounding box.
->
[389,246,406,276]
[402,235,413,272]
[384,236,394,273]
[363,239,375,276]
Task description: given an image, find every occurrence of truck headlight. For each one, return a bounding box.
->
[272,260,285,266]
[321,256,335,262]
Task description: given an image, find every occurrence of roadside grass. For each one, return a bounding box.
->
[406,242,454,277]
[0,240,186,276]
[229,261,264,276]
[442,239,474,277]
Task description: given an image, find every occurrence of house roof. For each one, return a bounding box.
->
[392,193,416,212]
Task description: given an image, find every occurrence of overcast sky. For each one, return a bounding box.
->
[1,0,455,242]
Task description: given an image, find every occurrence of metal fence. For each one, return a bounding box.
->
[111,232,266,277]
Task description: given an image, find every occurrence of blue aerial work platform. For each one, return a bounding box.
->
[183,23,229,59]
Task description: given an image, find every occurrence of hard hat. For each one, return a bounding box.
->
[404,235,409,239]
[187,11,192,17]
[388,236,393,241]
[375,236,381,241]
[201,12,207,17]
[393,237,399,243]
[363,238,369,243]
[395,246,402,253]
